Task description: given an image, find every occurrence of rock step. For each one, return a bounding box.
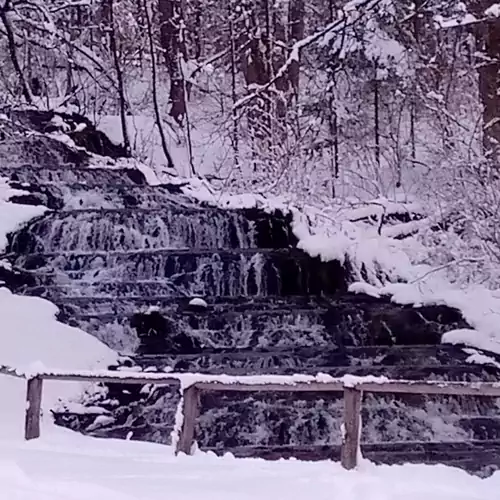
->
[33,290,461,316]
[20,282,187,299]
[0,135,90,169]
[22,289,467,351]
[39,289,467,352]
[10,248,305,258]
[13,250,348,297]
[459,416,500,440]
[206,441,500,475]
[8,208,296,252]
[126,344,495,368]
[124,357,499,376]
[7,181,202,210]
[74,304,469,351]
[22,290,337,306]
[139,363,500,378]
[70,307,325,320]
[0,163,146,186]
[129,344,478,360]
[71,307,327,351]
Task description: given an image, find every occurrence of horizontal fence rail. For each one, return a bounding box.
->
[2,365,500,469]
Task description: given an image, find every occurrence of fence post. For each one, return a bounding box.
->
[176,385,200,455]
[340,386,362,470]
[25,376,43,440]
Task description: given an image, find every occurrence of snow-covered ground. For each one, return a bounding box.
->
[2,431,499,500]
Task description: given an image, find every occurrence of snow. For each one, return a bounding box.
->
[4,367,389,389]
[0,177,47,250]
[442,329,500,357]
[485,4,500,18]
[0,287,116,438]
[462,348,500,370]
[349,282,382,298]
[189,297,208,308]
[96,114,231,179]
[348,278,500,356]
[434,13,478,29]
[1,433,498,500]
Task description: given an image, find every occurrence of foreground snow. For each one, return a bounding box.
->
[0,430,498,500]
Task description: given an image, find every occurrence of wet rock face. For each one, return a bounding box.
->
[322,296,467,347]
[131,311,202,354]
[2,115,500,476]
[5,108,128,158]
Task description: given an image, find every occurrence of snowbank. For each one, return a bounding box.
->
[0,288,117,439]
[0,177,47,250]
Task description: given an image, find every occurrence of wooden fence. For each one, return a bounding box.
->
[2,365,500,470]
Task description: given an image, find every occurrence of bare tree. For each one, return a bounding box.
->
[158,0,187,125]
[106,0,131,156]
[469,0,500,162]
[288,0,305,98]
[143,0,175,170]
[0,0,32,103]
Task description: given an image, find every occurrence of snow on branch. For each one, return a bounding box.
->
[9,2,117,89]
[434,3,500,30]
[232,0,385,112]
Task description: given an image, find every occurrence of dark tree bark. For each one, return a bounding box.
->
[288,0,305,97]
[158,0,187,125]
[374,60,381,169]
[106,0,131,157]
[469,1,500,160]
[190,0,204,60]
[228,6,240,169]
[143,0,175,170]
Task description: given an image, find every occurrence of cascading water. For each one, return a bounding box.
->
[2,111,500,476]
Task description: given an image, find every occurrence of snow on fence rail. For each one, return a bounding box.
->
[2,365,500,470]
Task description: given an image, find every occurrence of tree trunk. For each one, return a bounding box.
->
[229,7,240,169]
[288,0,305,97]
[374,60,381,169]
[106,0,131,156]
[143,0,175,170]
[158,0,187,125]
[0,1,32,104]
[469,1,500,161]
